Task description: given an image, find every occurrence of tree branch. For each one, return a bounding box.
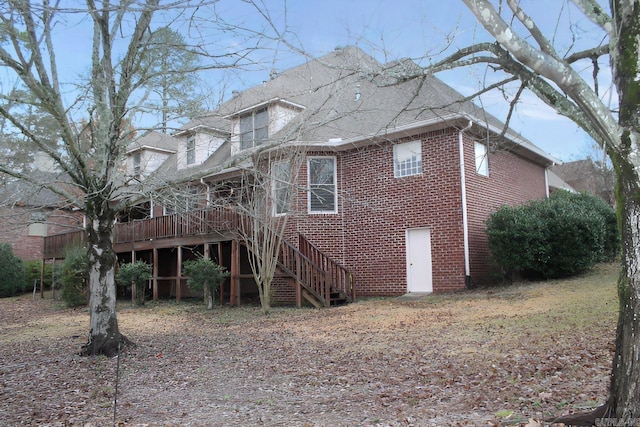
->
[571,0,613,35]
[564,45,610,63]
[462,0,619,150]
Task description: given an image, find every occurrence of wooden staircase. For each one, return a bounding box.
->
[276,234,354,308]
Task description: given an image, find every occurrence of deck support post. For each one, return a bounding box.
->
[176,245,182,302]
[40,258,45,299]
[217,243,224,304]
[204,243,210,305]
[131,250,136,302]
[51,258,56,300]
[152,248,158,300]
[230,239,239,306]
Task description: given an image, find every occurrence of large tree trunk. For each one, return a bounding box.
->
[80,198,127,357]
[606,1,640,421]
[606,140,640,423]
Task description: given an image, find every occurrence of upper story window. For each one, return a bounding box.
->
[132,152,141,177]
[272,160,291,216]
[186,135,196,165]
[474,141,489,176]
[393,140,422,178]
[240,108,269,150]
[308,156,337,214]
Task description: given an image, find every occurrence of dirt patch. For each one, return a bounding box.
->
[0,264,618,426]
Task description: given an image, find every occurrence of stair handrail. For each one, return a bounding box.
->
[298,234,355,302]
[276,238,331,307]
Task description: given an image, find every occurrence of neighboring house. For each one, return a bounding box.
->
[551,159,615,206]
[43,46,558,305]
[0,157,84,261]
[547,169,577,194]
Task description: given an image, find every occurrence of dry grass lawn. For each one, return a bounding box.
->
[0,263,619,426]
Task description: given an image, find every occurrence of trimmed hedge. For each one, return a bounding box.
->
[486,190,619,280]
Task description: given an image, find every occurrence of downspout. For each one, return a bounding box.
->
[458,120,473,289]
[544,168,550,198]
[200,178,211,206]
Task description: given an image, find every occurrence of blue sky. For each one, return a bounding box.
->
[46,1,610,163]
[224,0,611,163]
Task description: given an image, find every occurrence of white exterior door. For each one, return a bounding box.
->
[406,228,433,293]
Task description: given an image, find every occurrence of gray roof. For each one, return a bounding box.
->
[0,171,78,209]
[148,46,557,184]
[126,130,178,154]
[547,169,576,192]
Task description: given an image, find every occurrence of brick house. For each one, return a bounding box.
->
[0,165,84,262]
[42,46,557,304]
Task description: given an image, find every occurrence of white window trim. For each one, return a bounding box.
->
[186,134,196,166]
[307,156,337,214]
[271,160,291,216]
[393,140,423,178]
[474,141,489,176]
[132,152,141,176]
[239,108,269,150]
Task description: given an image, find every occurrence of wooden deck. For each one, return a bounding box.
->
[43,207,240,258]
[42,207,355,307]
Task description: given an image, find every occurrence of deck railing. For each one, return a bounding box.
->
[114,207,240,243]
[299,234,355,303]
[43,230,86,258]
[277,238,332,307]
[43,207,241,258]
[42,207,355,306]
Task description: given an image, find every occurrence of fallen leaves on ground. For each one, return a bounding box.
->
[0,264,618,426]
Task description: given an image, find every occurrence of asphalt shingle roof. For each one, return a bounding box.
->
[146,46,556,185]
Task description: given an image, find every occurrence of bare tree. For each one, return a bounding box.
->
[418,0,639,422]
[0,0,275,356]
[236,146,306,314]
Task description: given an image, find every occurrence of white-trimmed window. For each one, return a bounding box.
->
[474,141,489,176]
[240,108,269,150]
[132,152,141,177]
[308,157,337,214]
[186,135,196,165]
[272,160,291,215]
[393,140,422,178]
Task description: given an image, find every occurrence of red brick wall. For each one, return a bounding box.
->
[286,128,548,295]
[463,137,548,285]
[288,130,466,295]
[0,206,84,261]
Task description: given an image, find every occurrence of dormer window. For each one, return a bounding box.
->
[240,108,268,150]
[132,152,141,177]
[186,135,196,165]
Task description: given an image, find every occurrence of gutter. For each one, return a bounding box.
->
[458,120,473,289]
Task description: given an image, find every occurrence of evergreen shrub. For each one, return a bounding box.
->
[486,190,618,280]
